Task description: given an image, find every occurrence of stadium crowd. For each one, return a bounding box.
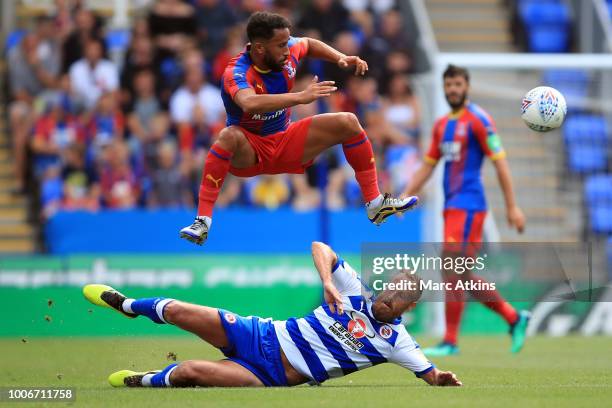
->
[7,0,422,218]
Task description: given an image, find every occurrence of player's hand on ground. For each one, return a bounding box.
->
[323,282,344,315]
[436,370,462,387]
[337,55,368,76]
[299,76,337,104]
[507,205,525,234]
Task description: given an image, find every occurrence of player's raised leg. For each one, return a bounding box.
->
[179,126,256,245]
[301,112,418,225]
[82,284,228,347]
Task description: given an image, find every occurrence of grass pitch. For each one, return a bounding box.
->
[1,336,611,408]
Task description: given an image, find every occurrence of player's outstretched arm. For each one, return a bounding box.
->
[311,241,344,314]
[420,368,463,387]
[492,157,525,233]
[402,162,435,198]
[306,38,368,76]
[234,79,337,114]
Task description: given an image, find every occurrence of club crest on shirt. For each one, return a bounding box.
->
[379,325,393,339]
[224,313,237,324]
[456,122,467,138]
[284,63,296,79]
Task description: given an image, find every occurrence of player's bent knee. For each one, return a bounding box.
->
[338,112,363,137]
[215,127,245,152]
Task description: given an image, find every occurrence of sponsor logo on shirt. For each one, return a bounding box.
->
[251,109,285,121]
[328,321,364,352]
[441,141,461,162]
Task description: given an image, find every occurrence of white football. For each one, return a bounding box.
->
[521,86,567,132]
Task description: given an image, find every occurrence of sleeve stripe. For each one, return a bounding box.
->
[490,151,506,161]
[423,155,438,165]
[415,364,435,378]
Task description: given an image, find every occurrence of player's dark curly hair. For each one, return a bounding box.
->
[246,11,291,42]
[443,64,470,83]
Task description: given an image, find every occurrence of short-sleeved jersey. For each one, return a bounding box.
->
[273,258,433,384]
[425,102,505,211]
[221,36,309,136]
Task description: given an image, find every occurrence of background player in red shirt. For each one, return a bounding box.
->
[403,65,529,356]
[180,12,418,245]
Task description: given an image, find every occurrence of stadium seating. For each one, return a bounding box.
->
[590,205,612,234]
[585,174,612,206]
[563,115,608,148]
[542,69,590,101]
[519,0,571,52]
[567,146,607,174]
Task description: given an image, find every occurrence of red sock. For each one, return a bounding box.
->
[197,145,233,217]
[469,275,519,325]
[443,272,465,345]
[342,131,380,202]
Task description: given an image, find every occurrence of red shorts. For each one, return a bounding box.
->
[229,117,313,177]
[443,208,487,255]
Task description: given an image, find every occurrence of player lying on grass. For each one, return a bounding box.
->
[83,242,461,388]
[179,11,418,246]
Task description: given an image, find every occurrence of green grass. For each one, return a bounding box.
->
[1,336,611,408]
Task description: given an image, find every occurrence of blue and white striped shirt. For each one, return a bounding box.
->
[273,258,434,384]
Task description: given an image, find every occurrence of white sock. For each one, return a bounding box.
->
[366,194,384,209]
[141,374,154,387]
[155,299,175,324]
[197,216,212,228]
[122,299,135,314]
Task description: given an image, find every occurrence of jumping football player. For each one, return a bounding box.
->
[402,65,530,356]
[83,242,461,388]
[179,12,418,245]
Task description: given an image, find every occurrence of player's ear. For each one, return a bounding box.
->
[252,41,265,55]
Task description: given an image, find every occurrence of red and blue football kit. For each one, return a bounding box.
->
[219,36,312,177]
[197,36,381,217]
[425,102,505,244]
[425,102,518,346]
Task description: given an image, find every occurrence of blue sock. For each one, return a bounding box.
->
[145,363,178,388]
[123,297,174,324]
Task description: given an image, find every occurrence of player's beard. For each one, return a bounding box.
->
[446,91,467,110]
[264,53,285,72]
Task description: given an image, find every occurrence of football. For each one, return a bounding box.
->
[521,86,567,132]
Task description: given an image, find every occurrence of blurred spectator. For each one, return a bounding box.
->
[250,175,290,209]
[85,93,125,162]
[61,8,103,73]
[211,26,245,84]
[148,141,192,208]
[342,0,396,14]
[384,74,421,142]
[40,165,64,218]
[127,69,162,140]
[30,96,84,179]
[170,49,224,152]
[325,31,360,89]
[195,0,238,59]
[8,21,61,193]
[148,0,197,60]
[61,143,100,212]
[298,0,351,42]
[69,37,119,111]
[100,141,140,209]
[137,112,173,173]
[120,36,158,106]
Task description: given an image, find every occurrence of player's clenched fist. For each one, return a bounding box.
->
[298,76,337,104]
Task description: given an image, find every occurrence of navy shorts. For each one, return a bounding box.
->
[217,309,288,387]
